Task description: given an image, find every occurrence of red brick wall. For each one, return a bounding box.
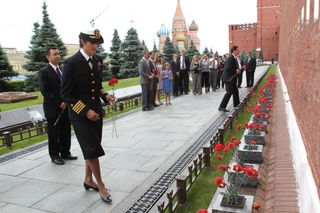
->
[229,24,257,53]
[279,0,320,196]
[229,0,280,61]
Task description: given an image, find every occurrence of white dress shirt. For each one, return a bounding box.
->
[80,48,93,69]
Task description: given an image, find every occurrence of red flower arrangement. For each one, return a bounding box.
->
[217,165,228,171]
[108,77,119,87]
[215,177,226,188]
[196,209,208,213]
[214,144,224,152]
[253,203,262,209]
[230,136,238,142]
[107,77,119,138]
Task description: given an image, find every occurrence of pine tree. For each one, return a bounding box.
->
[109,29,122,77]
[258,50,263,61]
[119,27,143,78]
[162,37,175,63]
[186,40,200,61]
[0,45,17,92]
[96,45,110,81]
[24,2,66,72]
[141,40,148,51]
[23,2,67,92]
[209,48,214,58]
[250,49,256,59]
[240,50,247,64]
[175,45,180,55]
[152,40,158,52]
[202,47,209,56]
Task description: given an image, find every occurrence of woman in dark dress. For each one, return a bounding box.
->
[61,29,114,203]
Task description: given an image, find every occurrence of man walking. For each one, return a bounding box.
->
[218,46,241,112]
[39,47,77,165]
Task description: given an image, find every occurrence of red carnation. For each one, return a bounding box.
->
[250,140,257,145]
[196,210,208,213]
[223,147,229,154]
[217,154,222,161]
[253,203,261,209]
[236,124,242,131]
[214,144,224,152]
[235,140,241,145]
[226,142,235,148]
[233,164,243,172]
[230,136,238,142]
[215,177,225,188]
[217,165,228,171]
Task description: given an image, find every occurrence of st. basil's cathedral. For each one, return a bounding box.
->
[157,0,201,53]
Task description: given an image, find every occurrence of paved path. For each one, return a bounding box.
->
[0,66,270,213]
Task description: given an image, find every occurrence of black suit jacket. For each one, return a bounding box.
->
[39,64,63,118]
[148,60,159,83]
[177,55,190,72]
[60,51,108,120]
[222,55,238,83]
[246,58,256,72]
[170,60,180,77]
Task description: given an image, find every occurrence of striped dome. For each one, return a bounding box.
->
[159,24,170,36]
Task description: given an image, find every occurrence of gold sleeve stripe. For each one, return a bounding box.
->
[73,103,85,113]
[72,101,86,114]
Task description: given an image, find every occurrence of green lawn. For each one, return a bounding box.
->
[0,77,140,112]
[174,65,276,213]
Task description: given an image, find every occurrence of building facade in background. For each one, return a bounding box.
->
[229,0,280,61]
[158,0,200,52]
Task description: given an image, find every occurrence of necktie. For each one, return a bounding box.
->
[88,58,93,69]
[55,67,62,80]
[182,56,185,70]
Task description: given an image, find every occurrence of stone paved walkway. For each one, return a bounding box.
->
[0,66,270,213]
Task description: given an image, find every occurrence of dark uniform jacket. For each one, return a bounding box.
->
[39,64,63,118]
[60,51,108,120]
[222,55,238,83]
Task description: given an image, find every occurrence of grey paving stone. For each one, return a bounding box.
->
[102,153,152,171]
[32,185,100,213]
[0,204,48,213]
[0,179,64,207]
[102,170,151,193]
[0,174,28,194]
[0,159,44,176]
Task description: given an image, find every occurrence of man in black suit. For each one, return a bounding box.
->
[171,54,180,97]
[178,50,190,95]
[148,51,158,108]
[39,47,77,165]
[246,53,256,88]
[218,46,241,112]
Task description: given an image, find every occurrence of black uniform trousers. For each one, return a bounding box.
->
[173,76,181,96]
[46,111,71,159]
[219,80,240,109]
[180,70,189,94]
[250,71,255,87]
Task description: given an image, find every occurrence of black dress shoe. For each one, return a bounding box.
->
[83,182,99,191]
[51,158,65,165]
[218,108,230,112]
[61,155,78,160]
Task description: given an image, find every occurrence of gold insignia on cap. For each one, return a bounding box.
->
[89,29,101,39]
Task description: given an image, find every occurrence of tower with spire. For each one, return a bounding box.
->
[157,0,201,53]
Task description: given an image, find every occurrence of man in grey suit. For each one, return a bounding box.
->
[138,50,154,111]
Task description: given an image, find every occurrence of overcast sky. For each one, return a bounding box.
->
[0,0,257,54]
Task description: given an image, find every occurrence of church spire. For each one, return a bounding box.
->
[174,0,184,18]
